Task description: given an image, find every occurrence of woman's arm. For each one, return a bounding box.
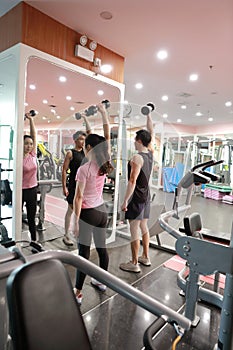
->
[72,180,85,236]
[25,113,37,153]
[97,102,110,151]
[82,114,92,135]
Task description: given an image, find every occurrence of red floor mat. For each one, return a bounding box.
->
[163,255,225,289]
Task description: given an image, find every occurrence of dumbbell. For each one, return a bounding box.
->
[24,110,36,120]
[75,100,110,120]
[141,103,155,115]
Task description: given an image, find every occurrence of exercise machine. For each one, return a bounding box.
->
[0,164,13,243]
[0,242,191,350]
[158,160,233,349]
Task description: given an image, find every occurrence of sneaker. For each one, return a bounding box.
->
[73,288,82,305]
[138,256,151,266]
[63,235,74,246]
[119,261,141,273]
[91,278,107,291]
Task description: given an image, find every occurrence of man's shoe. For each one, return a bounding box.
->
[63,235,74,246]
[138,256,151,266]
[119,261,141,273]
[91,278,106,291]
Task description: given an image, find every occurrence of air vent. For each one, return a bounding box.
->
[49,104,57,108]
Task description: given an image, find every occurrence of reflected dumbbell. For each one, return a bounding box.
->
[75,100,110,120]
[141,103,155,115]
[24,109,36,120]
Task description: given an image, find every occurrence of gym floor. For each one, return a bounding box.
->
[6,187,232,349]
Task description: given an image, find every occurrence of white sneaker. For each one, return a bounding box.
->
[138,256,151,266]
[119,261,141,273]
[91,278,107,291]
[63,235,74,246]
[73,288,82,304]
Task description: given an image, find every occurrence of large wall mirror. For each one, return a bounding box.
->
[22,56,124,244]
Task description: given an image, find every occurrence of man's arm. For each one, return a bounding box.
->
[146,112,155,153]
[62,150,72,196]
[121,154,143,211]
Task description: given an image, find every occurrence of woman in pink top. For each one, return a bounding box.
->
[73,103,113,304]
[22,113,38,242]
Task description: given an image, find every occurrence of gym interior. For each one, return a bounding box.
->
[0,2,233,350]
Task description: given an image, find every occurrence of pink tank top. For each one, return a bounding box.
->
[22,151,38,189]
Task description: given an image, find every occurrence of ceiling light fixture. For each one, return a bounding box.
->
[189,73,198,81]
[225,101,232,107]
[100,11,113,20]
[59,76,67,82]
[135,83,143,89]
[80,35,88,46]
[161,95,168,101]
[157,50,168,60]
[100,64,112,74]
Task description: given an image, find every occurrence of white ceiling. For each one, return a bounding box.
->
[1,0,233,130]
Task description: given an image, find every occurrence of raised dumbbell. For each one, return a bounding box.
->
[24,109,36,120]
[75,100,110,120]
[141,103,155,115]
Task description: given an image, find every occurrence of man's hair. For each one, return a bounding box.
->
[135,129,151,147]
[73,131,86,141]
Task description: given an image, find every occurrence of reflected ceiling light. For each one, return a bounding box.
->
[66,96,72,100]
[24,102,28,106]
[42,99,48,104]
[100,64,112,74]
[162,113,168,118]
[181,104,187,109]
[51,109,56,114]
[157,50,168,60]
[56,115,61,119]
[97,90,104,96]
[42,116,47,120]
[196,112,203,116]
[208,117,213,122]
[177,118,182,123]
[29,84,36,90]
[189,73,198,81]
[70,106,75,111]
[135,83,143,89]
[225,101,232,107]
[59,76,67,82]
[161,95,168,101]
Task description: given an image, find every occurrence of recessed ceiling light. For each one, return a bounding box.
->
[196,112,203,117]
[51,109,56,114]
[161,95,168,101]
[177,118,182,123]
[157,50,168,60]
[135,83,143,89]
[97,90,104,96]
[42,116,47,120]
[56,115,61,119]
[59,76,67,82]
[162,113,168,118]
[70,106,75,111]
[100,11,113,20]
[208,117,213,122]
[66,96,72,101]
[225,101,232,107]
[43,99,48,104]
[189,73,198,81]
[181,105,187,109]
[24,102,28,106]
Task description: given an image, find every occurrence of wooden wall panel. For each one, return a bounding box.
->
[0,4,23,52]
[0,2,124,83]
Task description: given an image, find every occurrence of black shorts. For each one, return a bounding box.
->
[66,188,75,205]
[125,199,150,220]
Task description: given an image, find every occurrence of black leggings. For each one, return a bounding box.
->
[22,186,37,241]
[75,204,109,290]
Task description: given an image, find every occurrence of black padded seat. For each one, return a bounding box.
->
[7,259,92,350]
[183,212,203,238]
